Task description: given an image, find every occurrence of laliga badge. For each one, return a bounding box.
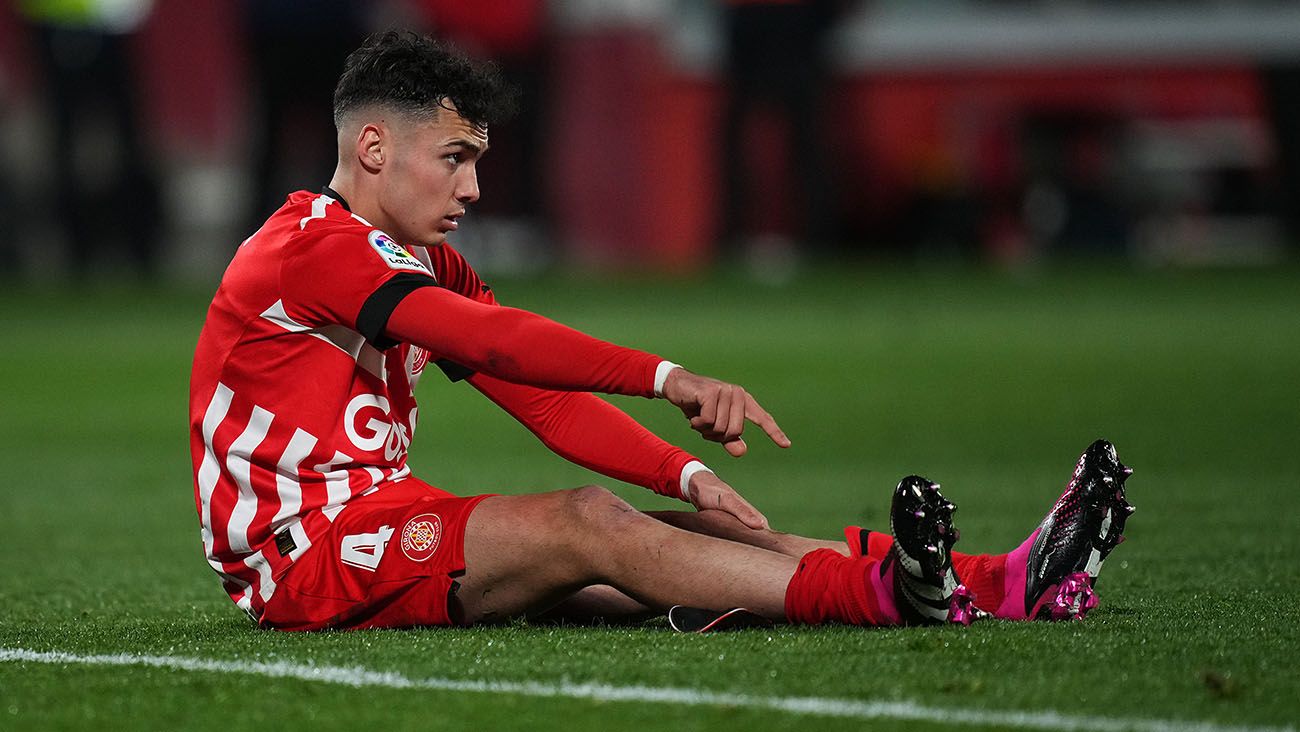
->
[400,513,443,562]
[368,230,430,274]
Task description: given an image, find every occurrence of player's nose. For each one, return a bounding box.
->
[456,167,480,204]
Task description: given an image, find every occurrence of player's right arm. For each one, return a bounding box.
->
[384,287,791,457]
[278,216,787,459]
[385,285,661,396]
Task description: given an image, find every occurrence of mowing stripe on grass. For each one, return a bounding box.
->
[1,647,1289,732]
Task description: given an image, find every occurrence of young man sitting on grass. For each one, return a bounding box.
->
[188,31,1134,632]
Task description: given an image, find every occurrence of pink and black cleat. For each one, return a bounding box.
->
[998,439,1135,621]
[886,476,978,625]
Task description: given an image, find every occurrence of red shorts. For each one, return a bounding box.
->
[259,477,493,631]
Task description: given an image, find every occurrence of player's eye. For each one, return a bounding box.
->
[445,152,462,165]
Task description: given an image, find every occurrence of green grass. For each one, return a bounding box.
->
[1,264,1298,730]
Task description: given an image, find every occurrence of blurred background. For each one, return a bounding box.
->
[1,0,1298,282]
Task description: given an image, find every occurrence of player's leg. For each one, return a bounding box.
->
[532,585,657,624]
[454,485,796,624]
[532,513,850,624]
[455,482,966,627]
[651,481,968,625]
[646,509,849,558]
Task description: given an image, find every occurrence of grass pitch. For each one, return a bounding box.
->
[1,264,1297,730]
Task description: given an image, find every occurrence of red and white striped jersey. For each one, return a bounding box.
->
[188,190,493,618]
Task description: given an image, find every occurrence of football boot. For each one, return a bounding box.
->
[998,439,1135,621]
[886,476,977,625]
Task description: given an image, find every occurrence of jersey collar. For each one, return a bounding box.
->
[321,185,351,212]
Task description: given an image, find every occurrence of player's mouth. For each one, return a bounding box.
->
[442,212,464,231]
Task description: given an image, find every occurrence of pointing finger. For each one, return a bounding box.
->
[744,393,791,448]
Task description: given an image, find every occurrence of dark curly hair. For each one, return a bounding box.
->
[333,30,517,129]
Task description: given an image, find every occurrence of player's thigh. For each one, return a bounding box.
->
[455,486,641,623]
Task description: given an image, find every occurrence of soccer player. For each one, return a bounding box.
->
[189,31,1134,632]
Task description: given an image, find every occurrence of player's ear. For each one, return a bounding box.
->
[356,123,385,173]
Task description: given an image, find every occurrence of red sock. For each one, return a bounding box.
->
[784,548,900,626]
[951,552,1007,611]
[845,526,1008,611]
[843,526,898,560]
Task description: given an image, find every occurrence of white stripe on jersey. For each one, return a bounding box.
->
[235,590,253,615]
[316,324,383,378]
[208,556,253,613]
[299,194,331,230]
[198,384,235,561]
[259,300,385,379]
[225,405,274,554]
[316,451,354,522]
[244,550,277,603]
[259,299,311,334]
[271,428,318,533]
[286,520,312,562]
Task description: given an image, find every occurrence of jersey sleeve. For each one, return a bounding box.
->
[468,371,700,500]
[418,243,498,380]
[425,242,497,303]
[279,226,438,347]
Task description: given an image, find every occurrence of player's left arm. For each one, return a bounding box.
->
[467,372,770,529]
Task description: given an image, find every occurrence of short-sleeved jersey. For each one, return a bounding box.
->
[188,190,491,619]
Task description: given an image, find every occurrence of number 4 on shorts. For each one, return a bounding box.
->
[340,525,395,572]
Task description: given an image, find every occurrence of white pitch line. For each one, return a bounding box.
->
[0,647,1291,732]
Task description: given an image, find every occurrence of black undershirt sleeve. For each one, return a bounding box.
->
[434,358,476,382]
[355,273,477,382]
[355,273,438,350]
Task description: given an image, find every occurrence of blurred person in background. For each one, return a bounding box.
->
[720,0,849,268]
[1263,63,1300,250]
[241,0,367,236]
[412,0,551,265]
[0,45,15,275]
[17,0,161,279]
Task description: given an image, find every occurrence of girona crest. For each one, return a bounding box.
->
[400,513,443,562]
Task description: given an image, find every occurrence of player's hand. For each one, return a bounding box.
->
[661,369,791,457]
[688,470,769,530]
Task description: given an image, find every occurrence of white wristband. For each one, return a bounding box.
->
[679,460,712,502]
[654,360,682,398]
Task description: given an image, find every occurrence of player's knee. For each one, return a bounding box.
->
[564,484,640,532]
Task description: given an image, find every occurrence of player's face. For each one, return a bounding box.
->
[381,103,488,246]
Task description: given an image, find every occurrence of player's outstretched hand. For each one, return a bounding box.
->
[688,470,769,530]
[661,369,791,457]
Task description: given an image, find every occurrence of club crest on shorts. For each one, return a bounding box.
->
[400,513,443,562]
[368,230,430,274]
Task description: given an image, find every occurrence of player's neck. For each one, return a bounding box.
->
[326,172,386,232]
